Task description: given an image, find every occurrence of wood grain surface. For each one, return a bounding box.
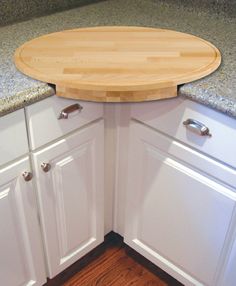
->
[44,232,182,286]
[14,26,221,102]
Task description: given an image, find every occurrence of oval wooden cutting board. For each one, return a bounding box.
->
[14,26,221,102]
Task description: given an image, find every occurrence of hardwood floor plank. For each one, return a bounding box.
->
[44,232,182,286]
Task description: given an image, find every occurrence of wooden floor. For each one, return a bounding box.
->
[45,233,183,286]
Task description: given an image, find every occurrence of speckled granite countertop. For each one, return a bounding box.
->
[0,0,235,117]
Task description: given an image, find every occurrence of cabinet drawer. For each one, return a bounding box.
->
[131,97,236,168]
[0,109,28,166]
[26,95,103,149]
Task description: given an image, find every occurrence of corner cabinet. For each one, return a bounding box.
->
[32,120,104,278]
[124,121,236,286]
[0,157,46,286]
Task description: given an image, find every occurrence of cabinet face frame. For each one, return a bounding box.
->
[124,121,236,286]
[0,157,46,286]
[32,120,104,278]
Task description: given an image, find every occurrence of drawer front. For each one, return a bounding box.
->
[0,109,28,166]
[26,96,103,150]
[131,97,236,168]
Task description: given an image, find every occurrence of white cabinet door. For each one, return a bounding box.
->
[124,122,236,286]
[0,157,46,286]
[33,120,104,278]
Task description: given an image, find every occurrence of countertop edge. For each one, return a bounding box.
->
[1,82,236,119]
[0,84,55,117]
[179,89,236,118]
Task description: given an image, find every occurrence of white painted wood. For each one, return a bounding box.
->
[129,120,236,190]
[131,97,236,169]
[104,104,117,234]
[33,121,104,278]
[217,224,236,286]
[26,95,103,150]
[0,157,46,286]
[0,109,28,166]
[113,104,131,236]
[124,122,236,286]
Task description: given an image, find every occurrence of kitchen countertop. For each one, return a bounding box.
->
[0,0,235,117]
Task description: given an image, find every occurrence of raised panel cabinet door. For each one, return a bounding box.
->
[33,120,104,278]
[0,157,46,286]
[124,122,236,286]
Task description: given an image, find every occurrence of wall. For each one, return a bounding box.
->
[155,0,236,17]
[1,0,234,27]
[0,0,105,26]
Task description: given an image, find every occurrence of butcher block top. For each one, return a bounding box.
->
[14,26,221,102]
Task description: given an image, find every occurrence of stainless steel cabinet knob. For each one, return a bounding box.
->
[22,171,33,182]
[41,162,51,172]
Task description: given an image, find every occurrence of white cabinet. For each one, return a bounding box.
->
[0,157,46,286]
[0,109,28,166]
[32,120,104,278]
[124,121,236,286]
[1,95,236,285]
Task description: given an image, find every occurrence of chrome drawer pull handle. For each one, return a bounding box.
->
[183,119,212,137]
[58,103,83,119]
